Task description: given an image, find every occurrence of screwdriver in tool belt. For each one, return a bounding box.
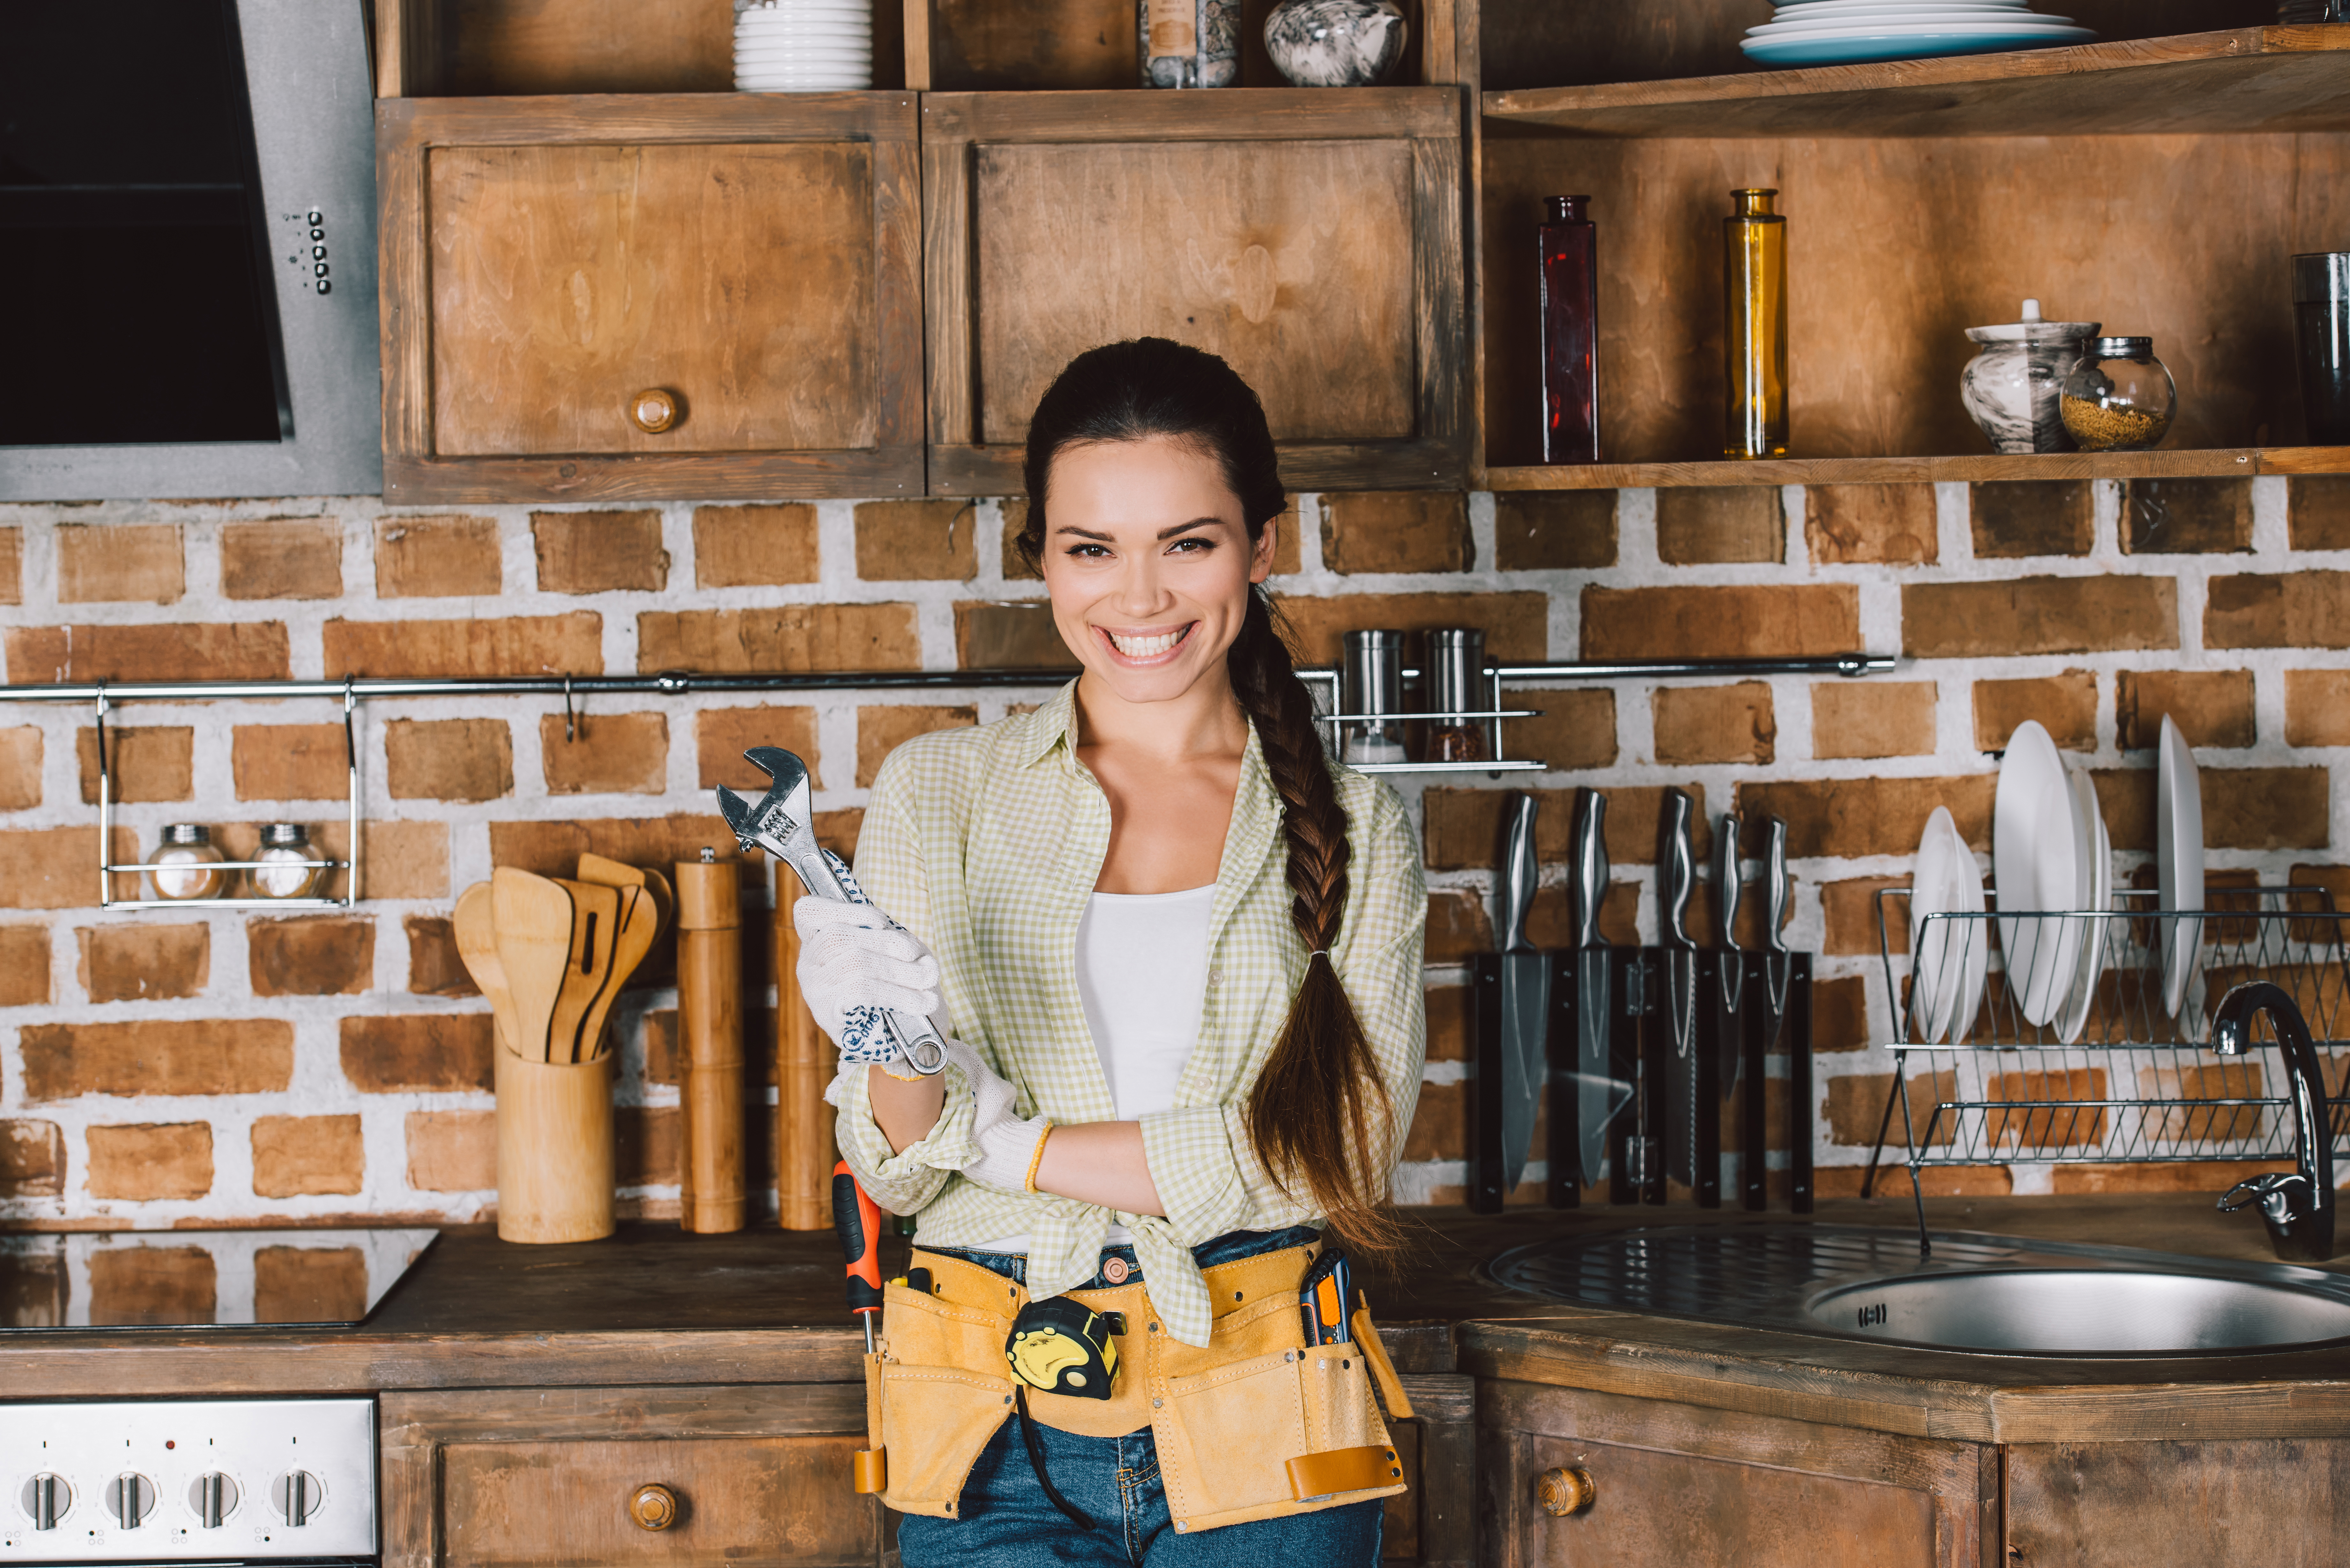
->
[833,1158,883,1353]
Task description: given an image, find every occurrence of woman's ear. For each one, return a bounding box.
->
[1250,515,1279,586]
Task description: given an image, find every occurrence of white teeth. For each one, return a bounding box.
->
[1108,628,1183,658]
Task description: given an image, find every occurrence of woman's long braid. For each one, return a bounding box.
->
[1229,593,1399,1258]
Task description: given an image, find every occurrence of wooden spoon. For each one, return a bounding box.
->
[575,884,661,1063]
[492,867,575,1062]
[549,878,623,1065]
[452,881,525,1059]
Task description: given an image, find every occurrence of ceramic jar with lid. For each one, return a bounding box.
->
[148,824,226,901]
[251,822,324,899]
[1263,0,1406,86]
[2060,336,2177,452]
[1960,298,2099,454]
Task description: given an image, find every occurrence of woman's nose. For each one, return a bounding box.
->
[1108,554,1173,613]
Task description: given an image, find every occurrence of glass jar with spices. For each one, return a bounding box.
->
[148,824,226,901]
[251,822,324,900]
[2059,337,2176,452]
[1338,629,1407,766]
[1425,628,1488,763]
[1139,0,1238,87]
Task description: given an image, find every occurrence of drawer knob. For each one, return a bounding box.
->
[1538,1465,1596,1518]
[629,1483,679,1531]
[630,388,682,434]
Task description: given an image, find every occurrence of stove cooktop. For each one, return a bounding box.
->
[0,1229,438,1331]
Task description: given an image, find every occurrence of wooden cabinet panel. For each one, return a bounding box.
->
[381,1383,881,1568]
[429,142,880,457]
[1478,1378,1997,1568]
[2005,1439,2350,1567]
[923,90,1467,494]
[440,1434,870,1566]
[380,96,923,504]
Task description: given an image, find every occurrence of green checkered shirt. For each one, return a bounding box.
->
[827,680,1428,1347]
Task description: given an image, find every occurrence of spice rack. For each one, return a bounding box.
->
[1864,885,2350,1242]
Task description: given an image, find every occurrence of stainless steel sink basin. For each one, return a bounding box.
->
[1484,1225,2350,1357]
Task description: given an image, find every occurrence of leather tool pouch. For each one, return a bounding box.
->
[868,1255,1023,1519]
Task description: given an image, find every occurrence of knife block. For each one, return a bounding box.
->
[495,1045,617,1243]
[675,858,748,1235]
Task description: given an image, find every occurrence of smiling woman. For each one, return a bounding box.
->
[792,338,1428,1564]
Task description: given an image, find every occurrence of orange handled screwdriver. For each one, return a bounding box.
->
[833,1159,883,1353]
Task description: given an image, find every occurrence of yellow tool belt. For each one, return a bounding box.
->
[860,1240,1415,1534]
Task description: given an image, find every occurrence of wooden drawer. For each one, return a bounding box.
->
[383,1384,881,1568]
[378,94,923,503]
[1478,1379,1998,1568]
[920,89,1467,495]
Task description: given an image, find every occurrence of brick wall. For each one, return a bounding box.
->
[2,475,2345,1225]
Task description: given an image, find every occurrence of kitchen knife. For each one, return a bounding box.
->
[1495,792,1551,1199]
[1746,815,1793,1211]
[1659,789,1701,1191]
[1571,788,1613,1195]
[1715,812,1747,1103]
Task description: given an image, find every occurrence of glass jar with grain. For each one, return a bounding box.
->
[2059,336,2176,452]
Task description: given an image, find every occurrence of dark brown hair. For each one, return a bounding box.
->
[1018,337,1397,1256]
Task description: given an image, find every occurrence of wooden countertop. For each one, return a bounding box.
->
[7,1193,2350,1446]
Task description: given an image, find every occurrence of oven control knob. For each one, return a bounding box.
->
[270,1471,323,1527]
[106,1474,155,1528]
[20,1474,69,1530]
[188,1473,239,1528]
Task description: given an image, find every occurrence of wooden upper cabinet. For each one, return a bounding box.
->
[921,89,1468,495]
[378,96,923,503]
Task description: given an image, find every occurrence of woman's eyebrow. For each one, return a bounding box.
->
[1156,517,1222,541]
[1052,524,1116,541]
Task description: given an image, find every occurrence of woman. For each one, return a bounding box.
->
[795,338,1427,1565]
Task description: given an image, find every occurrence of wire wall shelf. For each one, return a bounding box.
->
[1864,888,2350,1204]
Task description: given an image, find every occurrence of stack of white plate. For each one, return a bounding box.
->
[1741,0,2096,67]
[736,0,872,93]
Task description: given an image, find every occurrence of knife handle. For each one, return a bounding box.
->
[1499,793,1540,954]
[1714,813,1741,950]
[1659,789,1694,949]
[1763,815,1791,955]
[1571,788,1608,949]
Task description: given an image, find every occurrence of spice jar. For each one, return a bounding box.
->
[148,824,226,901]
[2060,336,2176,452]
[251,822,323,899]
[1960,298,2099,454]
[1426,628,1488,764]
[1338,629,1407,766]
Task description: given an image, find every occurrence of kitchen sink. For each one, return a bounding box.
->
[1484,1224,2350,1356]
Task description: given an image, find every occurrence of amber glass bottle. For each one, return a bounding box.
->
[1538,195,1599,464]
[1724,188,1788,460]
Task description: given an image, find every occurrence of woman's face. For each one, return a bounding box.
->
[1040,435,1276,708]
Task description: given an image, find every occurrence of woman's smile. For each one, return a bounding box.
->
[1099,622,1196,664]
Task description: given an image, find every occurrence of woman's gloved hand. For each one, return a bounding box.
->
[793,897,944,1066]
[946,1039,1051,1194]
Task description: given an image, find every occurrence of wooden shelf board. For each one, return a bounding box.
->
[1482,27,2350,138]
[1481,447,2350,491]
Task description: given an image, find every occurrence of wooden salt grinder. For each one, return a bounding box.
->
[777,911,837,1231]
[675,852,747,1233]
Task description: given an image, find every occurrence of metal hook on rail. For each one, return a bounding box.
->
[563,674,578,743]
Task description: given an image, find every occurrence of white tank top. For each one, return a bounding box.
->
[969,884,1215,1253]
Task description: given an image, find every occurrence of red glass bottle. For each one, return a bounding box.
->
[1538,194,1599,464]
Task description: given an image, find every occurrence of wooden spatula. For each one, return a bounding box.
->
[575,884,661,1063]
[492,867,574,1062]
[452,881,526,1058]
[579,851,675,947]
[549,878,623,1065]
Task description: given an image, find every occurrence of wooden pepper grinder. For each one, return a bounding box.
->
[675,849,747,1234]
[777,903,837,1231]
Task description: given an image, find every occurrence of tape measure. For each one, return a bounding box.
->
[1004,1298,1122,1400]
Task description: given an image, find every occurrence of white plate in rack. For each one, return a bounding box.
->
[2158,713,2205,1019]
[2053,765,2111,1045]
[1910,806,1973,1043]
[1995,719,2081,1027]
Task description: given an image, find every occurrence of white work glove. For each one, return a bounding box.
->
[946,1038,1052,1194]
[793,896,944,1067]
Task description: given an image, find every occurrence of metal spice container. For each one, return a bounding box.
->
[1427,628,1488,763]
[2059,336,2177,452]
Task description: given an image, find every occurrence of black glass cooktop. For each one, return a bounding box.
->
[0,1228,437,1331]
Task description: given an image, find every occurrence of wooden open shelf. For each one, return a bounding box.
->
[1485,446,2350,492]
[1483,28,2350,138]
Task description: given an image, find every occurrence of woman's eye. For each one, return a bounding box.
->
[1169,538,1213,554]
[1065,543,1111,559]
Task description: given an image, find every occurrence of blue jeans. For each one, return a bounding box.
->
[897,1227,1384,1567]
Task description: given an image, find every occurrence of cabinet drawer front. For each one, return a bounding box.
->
[437,1435,873,1567]
[428,142,879,457]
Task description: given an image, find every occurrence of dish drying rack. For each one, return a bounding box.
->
[1863,886,2350,1245]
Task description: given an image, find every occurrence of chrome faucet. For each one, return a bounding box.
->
[2213,981,2337,1262]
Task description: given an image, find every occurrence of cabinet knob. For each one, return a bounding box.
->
[630,388,682,434]
[1537,1465,1596,1518]
[629,1483,680,1531]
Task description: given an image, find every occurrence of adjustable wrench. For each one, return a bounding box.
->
[716,746,950,1075]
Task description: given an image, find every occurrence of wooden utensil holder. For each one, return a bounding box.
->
[676,857,747,1234]
[495,1044,616,1244]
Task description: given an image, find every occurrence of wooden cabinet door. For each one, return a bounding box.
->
[381,1383,881,1568]
[1479,1379,1998,1568]
[921,89,1466,494]
[380,96,922,503]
